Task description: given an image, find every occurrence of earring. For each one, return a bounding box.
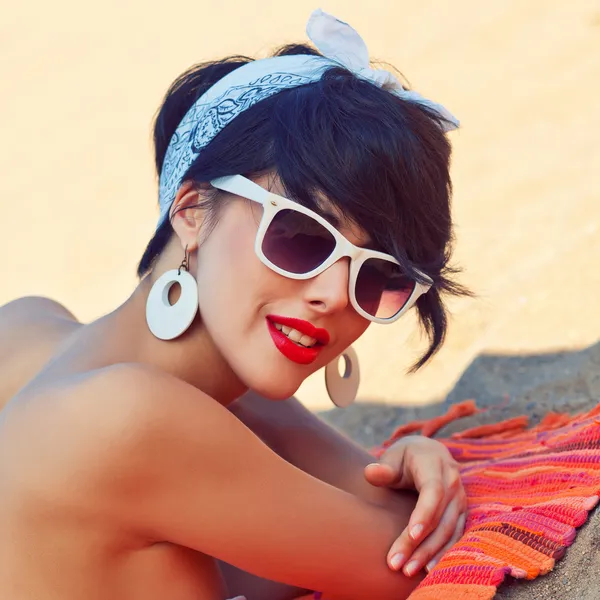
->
[146,247,199,340]
[324,346,360,408]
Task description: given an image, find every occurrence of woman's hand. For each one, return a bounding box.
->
[364,436,467,577]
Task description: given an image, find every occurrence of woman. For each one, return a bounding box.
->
[0,9,469,600]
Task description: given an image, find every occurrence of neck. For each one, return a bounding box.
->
[64,277,248,406]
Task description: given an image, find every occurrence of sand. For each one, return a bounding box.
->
[1,1,599,408]
[1,1,599,597]
[321,340,600,598]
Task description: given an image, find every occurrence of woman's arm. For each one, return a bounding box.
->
[230,392,467,579]
[69,366,422,600]
[229,391,416,510]
[224,392,417,599]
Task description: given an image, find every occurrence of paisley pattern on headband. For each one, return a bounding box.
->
[155,10,460,229]
[158,72,313,220]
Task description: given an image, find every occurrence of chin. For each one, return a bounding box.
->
[247,377,303,401]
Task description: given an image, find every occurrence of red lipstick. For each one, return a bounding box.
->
[266,315,330,365]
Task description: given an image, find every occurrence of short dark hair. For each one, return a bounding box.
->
[139,43,470,369]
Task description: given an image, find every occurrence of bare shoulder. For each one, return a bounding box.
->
[26,363,273,543]
[40,363,214,447]
[0,295,78,325]
[0,297,81,404]
[32,364,235,504]
[50,365,416,599]
[26,365,416,599]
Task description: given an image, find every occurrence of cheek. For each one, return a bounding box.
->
[341,310,371,347]
[195,207,272,321]
[348,317,370,345]
[198,230,252,301]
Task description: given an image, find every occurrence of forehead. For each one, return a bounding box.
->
[254,173,372,248]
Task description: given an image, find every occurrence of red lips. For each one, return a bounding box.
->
[267,315,330,345]
[266,315,330,365]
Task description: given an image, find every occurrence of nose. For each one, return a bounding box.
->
[303,258,350,315]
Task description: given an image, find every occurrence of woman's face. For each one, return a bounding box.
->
[192,174,372,400]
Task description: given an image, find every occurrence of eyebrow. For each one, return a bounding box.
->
[317,206,381,251]
[312,197,343,228]
[268,184,383,251]
[319,210,341,228]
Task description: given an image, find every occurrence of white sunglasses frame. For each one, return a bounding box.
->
[210,175,433,324]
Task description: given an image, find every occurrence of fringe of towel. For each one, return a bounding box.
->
[372,401,600,599]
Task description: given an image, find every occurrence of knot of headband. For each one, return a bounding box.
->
[157,8,459,228]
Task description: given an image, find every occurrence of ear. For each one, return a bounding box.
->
[169,181,210,252]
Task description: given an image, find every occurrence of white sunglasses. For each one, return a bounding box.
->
[210,175,433,324]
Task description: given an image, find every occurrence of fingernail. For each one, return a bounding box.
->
[389,553,404,570]
[410,523,424,540]
[404,560,420,577]
[366,462,380,469]
[425,559,437,573]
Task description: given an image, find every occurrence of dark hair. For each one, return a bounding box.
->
[139,43,471,369]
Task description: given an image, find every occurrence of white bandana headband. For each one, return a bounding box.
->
[157,8,459,228]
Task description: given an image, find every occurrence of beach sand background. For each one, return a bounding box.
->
[1,1,599,597]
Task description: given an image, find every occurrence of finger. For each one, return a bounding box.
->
[407,459,464,542]
[386,468,459,573]
[406,464,447,543]
[444,464,463,495]
[402,499,464,577]
[364,462,397,487]
[365,444,409,488]
[426,511,467,572]
[386,523,415,572]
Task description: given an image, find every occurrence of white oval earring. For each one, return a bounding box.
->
[324,346,360,408]
[146,249,199,341]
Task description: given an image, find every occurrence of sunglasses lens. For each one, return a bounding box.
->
[355,258,416,320]
[262,209,336,274]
